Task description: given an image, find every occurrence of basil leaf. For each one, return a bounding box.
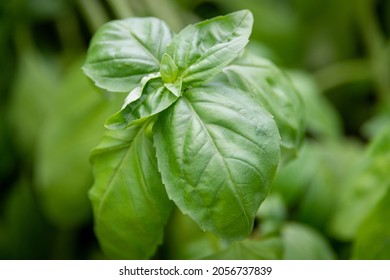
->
[282,223,336,260]
[83,17,173,93]
[352,185,390,259]
[329,127,390,240]
[160,53,178,83]
[90,121,173,259]
[154,82,280,240]
[106,79,179,129]
[166,10,253,87]
[217,49,305,164]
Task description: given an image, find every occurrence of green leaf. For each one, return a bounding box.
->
[154,82,280,240]
[35,59,123,228]
[329,128,390,240]
[8,51,59,155]
[287,71,342,141]
[166,10,253,87]
[352,185,390,259]
[282,223,336,260]
[205,238,283,260]
[165,207,221,260]
[83,17,173,93]
[106,79,179,129]
[0,178,55,259]
[89,121,173,259]
[160,53,178,83]
[217,49,305,164]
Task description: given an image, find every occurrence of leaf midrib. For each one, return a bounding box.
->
[182,96,251,230]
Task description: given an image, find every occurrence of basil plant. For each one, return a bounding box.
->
[83,10,304,259]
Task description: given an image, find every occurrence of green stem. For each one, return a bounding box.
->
[356,0,390,104]
[76,0,109,33]
[314,59,372,92]
[107,0,135,18]
[143,0,187,32]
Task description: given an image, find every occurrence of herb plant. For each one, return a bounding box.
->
[83,10,304,259]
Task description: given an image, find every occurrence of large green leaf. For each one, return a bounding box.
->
[166,10,253,87]
[89,121,173,259]
[352,185,390,259]
[154,82,280,240]
[106,79,179,129]
[217,48,304,164]
[83,17,173,93]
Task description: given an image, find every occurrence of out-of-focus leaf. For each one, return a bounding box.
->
[0,111,16,185]
[154,82,280,240]
[217,48,305,164]
[282,222,336,260]
[83,17,173,93]
[329,127,390,240]
[35,59,123,229]
[166,10,253,87]
[205,238,283,260]
[8,51,59,155]
[89,120,173,259]
[352,185,390,259]
[287,70,343,140]
[257,193,287,221]
[165,208,221,260]
[272,140,361,230]
[0,178,54,259]
[362,109,390,139]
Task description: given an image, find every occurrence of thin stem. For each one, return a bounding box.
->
[107,0,135,18]
[356,0,390,104]
[76,0,109,33]
[314,59,372,92]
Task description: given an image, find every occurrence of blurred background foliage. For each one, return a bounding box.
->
[0,0,389,259]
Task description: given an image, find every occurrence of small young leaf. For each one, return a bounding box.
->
[121,72,161,109]
[166,10,253,87]
[217,49,305,164]
[164,78,182,97]
[89,121,173,259]
[160,53,178,83]
[83,17,173,93]
[106,79,179,129]
[154,82,280,240]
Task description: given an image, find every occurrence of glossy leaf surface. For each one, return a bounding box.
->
[166,10,253,87]
[90,121,173,259]
[154,82,280,240]
[83,17,173,93]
